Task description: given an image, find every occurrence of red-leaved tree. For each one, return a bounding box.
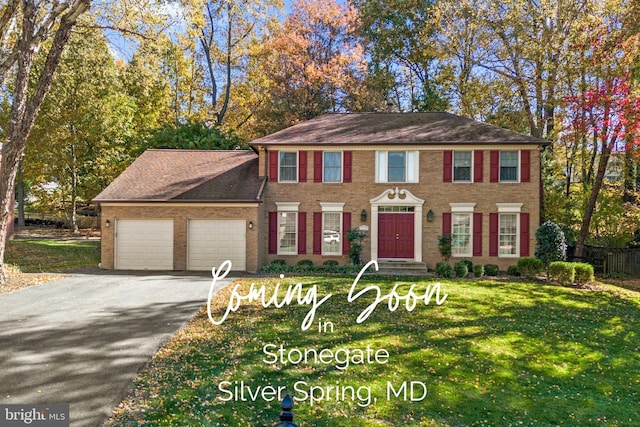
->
[565,75,640,257]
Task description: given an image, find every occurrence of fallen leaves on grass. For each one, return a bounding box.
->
[0,265,66,295]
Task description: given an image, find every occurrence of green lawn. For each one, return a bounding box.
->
[109,275,640,426]
[5,239,101,272]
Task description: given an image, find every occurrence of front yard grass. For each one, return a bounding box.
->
[109,275,640,426]
[5,238,101,272]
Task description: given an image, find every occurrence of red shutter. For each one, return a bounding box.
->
[443,150,452,182]
[298,212,307,254]
[490,150,499,182]
[344,151,352,183]
[269,151,278,182]
[442,212,452,235]
[342,212,352,255]
[520,212,530,257]
[520,150,531,183]
[313,212,322,254]
[314,151,323,182]
[474,150,484,183]
[489,213,499,256]
[473,212,483,256]
[268,212,278,254]
[298,151,307,182]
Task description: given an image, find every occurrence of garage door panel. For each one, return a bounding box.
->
[188,220,246,271]
[116,220,173,270]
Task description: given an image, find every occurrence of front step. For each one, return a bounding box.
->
[375,260,429,274]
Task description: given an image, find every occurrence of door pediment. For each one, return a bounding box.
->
[370,187,425,206]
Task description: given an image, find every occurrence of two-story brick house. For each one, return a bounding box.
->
[94,112,548,272]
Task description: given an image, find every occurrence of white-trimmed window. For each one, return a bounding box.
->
[320,202,344,255]
[279,152,298,182]
[375,151,419,183]
[499,151,519,182]
[276,202,299,255]
[453,151,472,182]
[323,152,342,183]
[497,203,522,257]
[450,203,475,257]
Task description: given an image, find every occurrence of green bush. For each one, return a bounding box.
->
[454,261,468,278]
[473,264,484,277]
[548,261,575,286]
[461,260,473,272]
[507,265,520,276]
[297,259,314,267]
[517,257,544,278]
[535,221,567,267]
[484,264,499,276]
[438,235,452,261]
[574,263,594,285]
[322,260,339,266]
[436,262,453,278]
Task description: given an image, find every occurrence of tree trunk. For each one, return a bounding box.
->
[17,162,25,227]
[575,145,612,258]
[0,0,89,284]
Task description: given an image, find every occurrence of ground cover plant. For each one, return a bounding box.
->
[109,274,640,426]
[5,239,100,272]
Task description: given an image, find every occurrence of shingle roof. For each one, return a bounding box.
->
[93,149,264,203]
[249,112,549,146]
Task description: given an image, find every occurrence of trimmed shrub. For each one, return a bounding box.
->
[297,259,314,267]
[574,263,595,285]
[484,264,499,276]
[454,261,469,278]
[322,260,339,266]
[517,257,544,278]
[461,260,473,272]
[549,261,575,286]
[473,264,484,277]
[507,265,520,276]
[436,262,453,278]
[272,259,287,266]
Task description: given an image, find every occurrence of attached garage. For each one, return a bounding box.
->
[94,149,264,272]
[188,219,246,271]
[115,219,173,270]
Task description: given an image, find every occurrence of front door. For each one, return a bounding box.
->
[378,213,415,258]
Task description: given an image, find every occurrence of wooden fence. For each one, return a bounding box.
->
[583,246,640,277]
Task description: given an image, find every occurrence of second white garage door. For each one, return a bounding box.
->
[187,220,246,271]
[115,219,174,270]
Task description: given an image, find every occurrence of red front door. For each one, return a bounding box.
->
[378,213,414,258]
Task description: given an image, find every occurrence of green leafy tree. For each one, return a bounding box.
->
[535,221,567,279]
[143,121,243,151]
[24,24,136,232]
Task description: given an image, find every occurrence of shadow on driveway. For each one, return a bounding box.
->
[0,271,228,427]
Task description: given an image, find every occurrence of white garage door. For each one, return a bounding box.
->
[188,220,246,271]
[115,220,173,270]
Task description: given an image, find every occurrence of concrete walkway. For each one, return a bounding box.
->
[0,271,229,426]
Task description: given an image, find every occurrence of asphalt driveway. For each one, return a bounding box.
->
[0,271,230,426]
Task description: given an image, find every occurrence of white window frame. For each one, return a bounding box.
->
[375,151,419,183]
[320,203,344,256]
[496,203,523,258]
[279,151,298,183]
[275,202,300,255]
[323,152,343,183]
[449,203,476,258]
[453,151,473,183]
[499,151,520,183]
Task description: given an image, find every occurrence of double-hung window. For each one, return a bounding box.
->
[452,213,472,256]
[499,213,518,256]
[323,152,342,183]
[279,152,297,182]
[277,212,297,254]
[375,151,419,183]
[499,151,518,182]
[453,152,472,182]
[322,212,342,255]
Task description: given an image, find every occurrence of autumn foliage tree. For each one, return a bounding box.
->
[566,76,640,256]
[252,0,373,135]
